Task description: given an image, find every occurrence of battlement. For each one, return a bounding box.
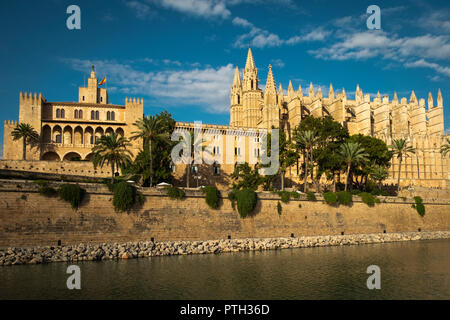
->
[125,97,143,105]
[19,92,45,104]
[4,120,18,126]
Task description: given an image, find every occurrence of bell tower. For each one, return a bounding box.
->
[242,47,262,128]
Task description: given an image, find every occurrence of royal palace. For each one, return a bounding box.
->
[2,49,449,188]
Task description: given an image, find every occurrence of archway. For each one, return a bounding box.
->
[41,151,61,161]
[74,126,83,145]
[116,127,124,137]
[95,127,104,143]
[42,125,51,143]
[105,127,114,136]
[84,153,94,161]
[85,126,94,145]
[52,125,62,143]
[63,152,82,161]
[63,126,73,145]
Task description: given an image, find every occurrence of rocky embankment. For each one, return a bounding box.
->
[1,231,449,266]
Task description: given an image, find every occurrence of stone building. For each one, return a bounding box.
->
[227,48,449,188]
[3,66,143,162]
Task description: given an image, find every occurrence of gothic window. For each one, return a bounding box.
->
[107,111,111,120]
[95,111,99,120]
[56,109,60,118]
[61,109,65,118]
[91,111,95,120]
[79,110,83,119]
[74,110,78,119]
[111,111,115,121]
[237,95,240,104]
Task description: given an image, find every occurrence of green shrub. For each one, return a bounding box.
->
[279,191,290,203]
[228,190,237,210]
[306,191,316,201]
[58,184,86,209]
[374,197,381,204]
[323,192,337,205]
[202,186,220,209]
[236,188,257,218]
[112,181,137,212]
[277,201,282,216]
[167,186,185,200]
[34,180,57,197]
[414,196,425,217]
[350,189,361,195]
[290,191,300,199]
[336,191,352,206]
[360,192,375,207]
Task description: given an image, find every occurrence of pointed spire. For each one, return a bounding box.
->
[264,65,276,94]
[393,91,398,103]
[232,66,241,87]
[287,80,294,98]
[317,86,323,98]
[437,88,443,107]
[329,83,334,99]
[342,88,346,98]
[297,84,303,97]
[356,84,360,93]
[245,47,256,70]
[428,92,433,109]
[264,65,277,106]
[308,82,315,97]
[278,83,283,95]
[410,90,417,104]
[376,91,381,99]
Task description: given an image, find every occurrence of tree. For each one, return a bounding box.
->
[278,130,298,190]
[441,137,450,157]
[369,165,389,189]
[390,139,415,192]
[92,132,133,183]
[11,123,39,160]
[339,142,369,191]
[230,162,262,190]
[131,115,170,186]
[294,130,318,192]
[348,134,392,187]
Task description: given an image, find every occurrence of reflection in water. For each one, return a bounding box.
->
[1,239,449,299]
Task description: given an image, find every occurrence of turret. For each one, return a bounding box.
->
[428,92,433,109]
[393,91,398,104]
[410,90,417,105]
[230,66,243,106]
[329,83,334,99]
[297,84,303,97]
[264,65,277,106]
[287,80,294,100]
[317,85,323,99]
[242,47,258,91]
[437,88,443,107]
[308,82,314,97]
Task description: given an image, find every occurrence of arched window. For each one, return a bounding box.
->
[56,109,60,118]
[107,111,111,120]
[111,111,115,121]
[95,111,99,120]
[91,111,95,120]
[79,110,83,119]
[74,110,78,119]
[61,109,65,118]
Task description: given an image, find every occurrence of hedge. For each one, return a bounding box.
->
[336,191,352,206]
[360,192,375,207]
[323,192,337,205]
[58,183,86,210]
[306,191,317,201]
[236,188,257,218]
[167,186,185,200]
[203,186,221,209]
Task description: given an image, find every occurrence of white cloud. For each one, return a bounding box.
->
[232,17,330,48]
[404,59,450,77]
[124,1,154,19]
[270,59,285,68]
[63,59,235,113]
[151,0,231,19]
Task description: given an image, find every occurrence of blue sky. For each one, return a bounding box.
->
[0,0,449,157]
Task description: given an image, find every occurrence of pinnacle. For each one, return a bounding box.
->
[245,47,256,70]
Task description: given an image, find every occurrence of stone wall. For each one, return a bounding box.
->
[0,180,449,247]
[0,160,111,178]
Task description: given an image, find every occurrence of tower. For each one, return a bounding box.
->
[261,64,279,130]
[230,66,243,127]
[78,65,108,104]
[241,47,263,128]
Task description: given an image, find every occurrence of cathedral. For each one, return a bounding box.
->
[228,48,448,188]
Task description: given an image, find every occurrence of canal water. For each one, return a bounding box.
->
[1,239,449,299]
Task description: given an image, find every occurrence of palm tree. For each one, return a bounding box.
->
[441,137,450,157]
[92,132,133,183]
[339,142,369,191]
[389,139,415,192]
[131,115,170,187]
[11,123,40,160]
[369,165,389,189]
[295,130,318,192]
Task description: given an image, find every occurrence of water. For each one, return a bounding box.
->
[1,239,449,299]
